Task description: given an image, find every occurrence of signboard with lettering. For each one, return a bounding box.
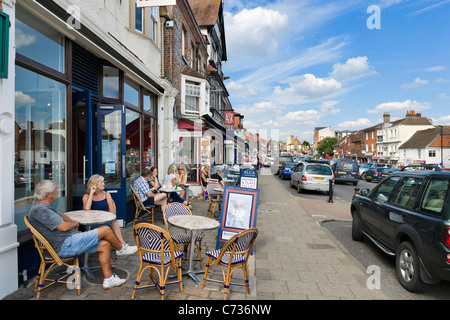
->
[136,0,176,7]
[216,186,259,249]
[224,111,234,125]
[239,168,258,189]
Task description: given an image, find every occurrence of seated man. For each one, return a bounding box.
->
[27,180,137,290]
[133,168,168,211]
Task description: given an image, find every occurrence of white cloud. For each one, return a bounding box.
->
[401,78,429,88]
[15,91,35,104]
[434,115,450,125]
[225,7,289,59]
[240,101,283,115]
[227,81,257,96]
[15,28,36,49]
[424,66,446,72]
[337,118,372,129]
[329,56,376,80]
[368,99,432,114]
[274,74,341,103]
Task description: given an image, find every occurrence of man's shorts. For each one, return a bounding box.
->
[58,229,100,258]
[143,197,155,206]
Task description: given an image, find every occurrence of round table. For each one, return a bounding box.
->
[65,210,116,279]
[168,215,219,283]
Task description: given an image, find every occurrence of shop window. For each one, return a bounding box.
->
[16,4,65,73]
[14,66,67,231]
[143,90,157,115]
[126,109,140,197]
[124,77,140,108]
[143,116,156,168]
[102,66,120,99]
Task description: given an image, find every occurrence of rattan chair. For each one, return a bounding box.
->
[162,202,203,269]
[206,182,223,218]
[132,223,183,300]
[131,184,155,225]
[24,216,81,300]
[202,228,258,300]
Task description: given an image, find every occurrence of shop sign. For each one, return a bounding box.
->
[224,111,234,125]
[136,0,176,7]
[0,10,9,78]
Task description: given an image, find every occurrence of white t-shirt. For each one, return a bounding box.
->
[163,173,176,187]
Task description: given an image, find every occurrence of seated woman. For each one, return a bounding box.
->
[83,174,135,268]
[176,164,195,202]
[200,164,210,189]
[163,164,191,207]
[148,167,162,191]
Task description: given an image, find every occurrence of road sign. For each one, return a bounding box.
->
[136,0,176,8]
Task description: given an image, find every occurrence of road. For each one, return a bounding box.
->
[272,170,450,300]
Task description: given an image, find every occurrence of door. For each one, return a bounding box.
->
[71,91,92,209]
[95,105,127,223]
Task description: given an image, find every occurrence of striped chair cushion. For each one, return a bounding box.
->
[171,233,202,244]
[206,250,245,265]
[142,251,183,265]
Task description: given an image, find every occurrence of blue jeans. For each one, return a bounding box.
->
[170,191,185,203]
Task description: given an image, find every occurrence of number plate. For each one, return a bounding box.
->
[313,177,326,181]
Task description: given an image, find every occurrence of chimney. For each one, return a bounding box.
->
[383,112,390,123]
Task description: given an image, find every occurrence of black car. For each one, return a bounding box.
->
[364,167,390,183]
[351,170,450,292]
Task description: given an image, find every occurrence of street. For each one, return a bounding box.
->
[273,169,450,300]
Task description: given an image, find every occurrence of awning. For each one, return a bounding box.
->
[202,114,226,134]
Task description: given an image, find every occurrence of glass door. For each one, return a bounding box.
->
[71,91,92,210]
[96,105,127,223]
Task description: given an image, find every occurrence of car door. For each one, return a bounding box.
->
[292,163,302,187]
[378,176,423,244]
[360,176,401,241]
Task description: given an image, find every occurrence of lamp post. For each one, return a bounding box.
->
[441,125,444,167]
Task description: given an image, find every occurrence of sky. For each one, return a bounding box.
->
[221,0,450,144]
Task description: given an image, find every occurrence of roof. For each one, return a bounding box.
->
[399,126,450,149]
[390,116,432,126]
[188,0,221,27]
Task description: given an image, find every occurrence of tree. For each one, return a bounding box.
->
[317,137,338,157]
[302,141,310,147]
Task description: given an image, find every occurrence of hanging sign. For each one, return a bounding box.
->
[136,0,176,7]
[0,10,9,79]
[224,111,234,125]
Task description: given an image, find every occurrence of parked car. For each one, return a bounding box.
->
[279,162,297,180]
[275,155,294,175]
[400,164,442,172]
[358,163,373,179]
[351,170,450,292]
[365,167,390,183]
[290,162,334,194]
[330,158,359,186]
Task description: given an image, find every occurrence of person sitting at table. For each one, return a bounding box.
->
[200,164,210,188]
[163,164,191,206]
[27,180,137,290]
[211,169,225,188]
[82,174,132,268]
[133,168,168,212]
[148,167,162,191]
[176,164,195,201]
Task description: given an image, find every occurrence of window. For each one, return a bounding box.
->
[16,4,65,73]
[125,109,140,196]
[418,150,421,159]
[182,27,186,59]
[421,179,449,214]
[149,7,158,42]
[429,150,436,157]
[372,176,400,203]
[393,177,423,209]
[124,78,140,107]
[15,66,67,231]
[185,82,200,112]
[143,90,157,114]
[135,4,143,33]
[102,66,120,99]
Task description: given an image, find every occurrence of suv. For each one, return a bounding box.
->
[351,170,450,292]
[330,158,359,186]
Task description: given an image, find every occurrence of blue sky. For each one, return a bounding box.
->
[222,0,450,143]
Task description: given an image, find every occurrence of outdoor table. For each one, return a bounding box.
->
[168,215,219,283]
[64,210,116,279]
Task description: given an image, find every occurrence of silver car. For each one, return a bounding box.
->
[290,162,334,194]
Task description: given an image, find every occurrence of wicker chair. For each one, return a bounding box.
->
[162,202,203,269]
[206,182,223,218]
[132,223,183,300]
[202,228,258,300]
[131,184,155,225]
[24,216,81,300]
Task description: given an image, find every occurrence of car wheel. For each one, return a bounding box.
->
[290,180,293,188]
[297,183,302,193]
[351,210,363,241]
[360,172,365,180]
[353,181,358,186]
[396,241,429,292]
[366,179,372,182]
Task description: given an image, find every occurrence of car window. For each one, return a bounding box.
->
[421,178,449,214]
[285,163,297,169]
[279,156,293,162]
[372,176,401,203]
[392,177,423,209]
[336,160,358,170]
[306,165,332,175]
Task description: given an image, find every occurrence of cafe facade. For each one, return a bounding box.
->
[0,0,181,298]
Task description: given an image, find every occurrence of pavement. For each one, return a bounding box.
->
[3,170,390,301]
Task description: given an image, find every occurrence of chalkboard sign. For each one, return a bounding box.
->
[216,185,259,249]
[239,168,258,189]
